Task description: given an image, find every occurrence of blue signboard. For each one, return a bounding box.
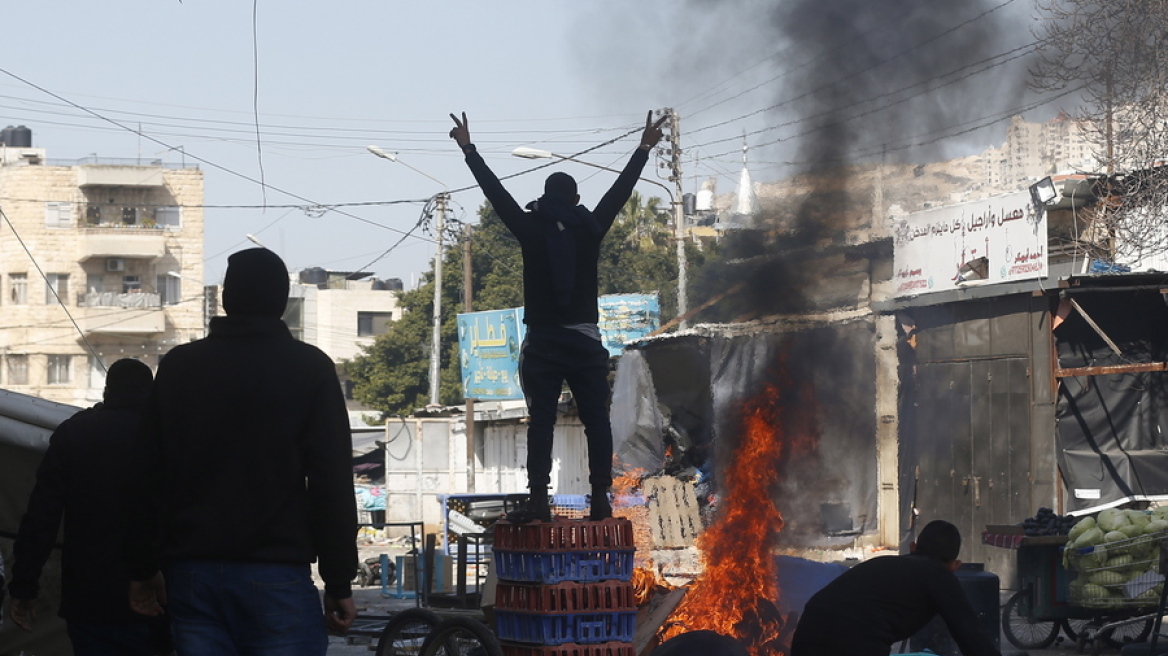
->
[598,293,661,357]
[457,308,526,400]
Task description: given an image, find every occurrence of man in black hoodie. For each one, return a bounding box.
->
[450,111,666,521]
[8,358,169,655]
[123,248,357,655]
[790,520,1001,656]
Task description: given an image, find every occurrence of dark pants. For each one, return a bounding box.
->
[520,326,614,491]
[66,620,156,656]
[165,560,327,656]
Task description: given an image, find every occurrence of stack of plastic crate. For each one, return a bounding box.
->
[493,517,637,656]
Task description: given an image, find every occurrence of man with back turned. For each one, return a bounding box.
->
[790,519,1001,656]
[450,111,666,523]
[124,247,358,656]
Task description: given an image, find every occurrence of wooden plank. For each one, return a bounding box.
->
[1055,361,1168,377]
[644,477,702,549]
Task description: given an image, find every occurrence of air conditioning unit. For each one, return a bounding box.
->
[106,258,125,272]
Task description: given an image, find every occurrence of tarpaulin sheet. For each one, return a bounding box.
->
[1055,291,1168,513]
[612,320,878,546]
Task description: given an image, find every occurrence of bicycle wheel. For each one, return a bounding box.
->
[1002,591,1060,649]
[376,608,443,656]
[1102,617,1154,648]
[419,616,503,656]
[1061,617,1091,642]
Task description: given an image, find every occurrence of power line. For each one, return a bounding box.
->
[679,0,929,120]
[696,41,1042,158]
[686,0,1024,140]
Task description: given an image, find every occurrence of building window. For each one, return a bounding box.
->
[122,276,141,293]
[87,274,105,294]
[10,273,27,305]
[88,355,107,391]
[86,205,102,225]
[157,206,181,231]
[45,274,69,305]
[6,354,28,385]
[47,355,72,385]
[157,275,181,306]
[44,202,73,228]
[122,206,138,225]
[357,311,395,337]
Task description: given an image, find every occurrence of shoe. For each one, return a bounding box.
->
[506,493,551,523]
[589,488,612,521]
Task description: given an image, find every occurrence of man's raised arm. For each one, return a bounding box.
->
[592,111,668,230]
[449,112,527,233]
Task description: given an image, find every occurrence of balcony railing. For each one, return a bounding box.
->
[45,157,199,170]
[77,291,162,309]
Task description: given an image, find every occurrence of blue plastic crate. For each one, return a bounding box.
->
[495,611,636,645]
[551,494,589,511]
[494,549,635,584]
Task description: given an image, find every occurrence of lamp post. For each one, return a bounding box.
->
[511,147,686,327]
[367,146,447,408]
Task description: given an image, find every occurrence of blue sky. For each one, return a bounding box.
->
[1,1,1043,287]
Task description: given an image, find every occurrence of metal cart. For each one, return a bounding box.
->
[987,530,1161,654]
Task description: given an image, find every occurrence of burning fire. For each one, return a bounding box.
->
[632,563,672,606]
[659,379,790,656]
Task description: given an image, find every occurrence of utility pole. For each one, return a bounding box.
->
[462,225,476,492]
[666,108,688,329]
[428,193,447,407]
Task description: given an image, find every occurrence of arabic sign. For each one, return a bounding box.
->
[598,293,660,357]
[891,190,1048,297]
[457,308,526,400]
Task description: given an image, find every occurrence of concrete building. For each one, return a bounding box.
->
[0,129,205,406]
[983,114,1096,191]
[284,267,404,419]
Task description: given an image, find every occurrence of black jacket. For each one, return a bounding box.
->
[462,145,651,327]
[124,316,357,598]
[790,554,1001,656]
[10,402,148,622]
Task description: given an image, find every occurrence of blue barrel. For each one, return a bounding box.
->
[909,563,1001,655]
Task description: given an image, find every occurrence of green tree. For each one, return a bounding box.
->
[344,193,717,417]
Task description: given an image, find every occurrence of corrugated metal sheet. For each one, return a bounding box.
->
[384,416,591,529]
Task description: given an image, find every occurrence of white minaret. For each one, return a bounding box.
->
[733,134,760,220]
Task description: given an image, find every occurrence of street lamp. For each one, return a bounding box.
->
[512,147,688,328]
[245,233,267,249]
[511,147,674,203]
[367,145,447,408]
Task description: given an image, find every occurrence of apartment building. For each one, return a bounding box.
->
[284,268,403,419]
[984,114,1098,191]
[0,129,205,406]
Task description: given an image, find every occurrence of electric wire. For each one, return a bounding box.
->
[251,0,268,208]
[685,0,1024,138]
[691,41,1041,157]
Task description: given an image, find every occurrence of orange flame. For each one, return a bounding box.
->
[612,466,646,498]
[659,379,789,656]
[633,563,673,606]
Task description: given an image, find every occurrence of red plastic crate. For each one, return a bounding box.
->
[495,581,636,614]
[502,641,636,656]
[495,518,634,551]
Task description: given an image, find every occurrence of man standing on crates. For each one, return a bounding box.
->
[450,111,667,523]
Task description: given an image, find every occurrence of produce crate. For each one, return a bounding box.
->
[495,611,636,645]
[1066,530,1167,608]
[501,641,636,656]
[494,518,635,551]
[495,549,636,584]
[495,581,636,614]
